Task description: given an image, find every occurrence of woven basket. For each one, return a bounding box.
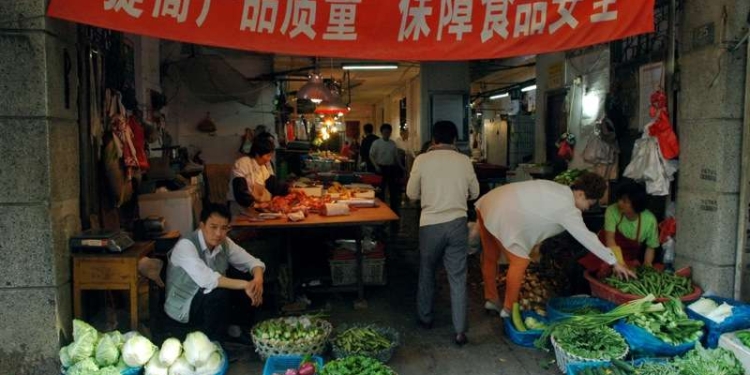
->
[551,327,629,373]
[251,318,333,360]
[331,324,400,363]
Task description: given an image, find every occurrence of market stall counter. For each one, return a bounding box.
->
[231,199,399,308]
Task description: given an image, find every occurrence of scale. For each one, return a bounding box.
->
[70,229,135,253]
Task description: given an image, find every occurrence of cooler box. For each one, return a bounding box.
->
[139,185,201,238]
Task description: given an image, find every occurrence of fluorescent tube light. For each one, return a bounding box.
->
[342,64,398,70]
[521,85,537,92]
[489,93,509,100]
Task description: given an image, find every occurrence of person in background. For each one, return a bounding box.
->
[369,123,405,212]
[395,128,416,181]
[475,173,636,317]
[407,121,480,346]
[164,204,265,343]
[579,181,660,274]
[227,134,275,216]
[340,139,353,159]
[238,127,254,155]
[360,123,379,173]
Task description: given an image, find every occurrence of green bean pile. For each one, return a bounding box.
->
[604,267,692,298]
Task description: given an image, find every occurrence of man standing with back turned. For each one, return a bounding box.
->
[407,121,479,346]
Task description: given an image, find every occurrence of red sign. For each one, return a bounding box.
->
[48,0,654,61]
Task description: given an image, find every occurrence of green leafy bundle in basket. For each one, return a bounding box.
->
[331,324,400,363]
[251,315,332,360]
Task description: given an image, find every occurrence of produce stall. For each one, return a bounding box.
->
[231,196,398,307]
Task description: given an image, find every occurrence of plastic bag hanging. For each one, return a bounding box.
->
[647,89,679,159]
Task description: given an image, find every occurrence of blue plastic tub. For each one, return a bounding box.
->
[546,296,616,322]
[262,355,325,375]
[686,296,750,348]
[502,311,547,348]
[613,321,697,357]
[566,358,669,375]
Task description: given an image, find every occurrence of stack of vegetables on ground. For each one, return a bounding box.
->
[604,267,693,298]
[332,326,394,355]
[60,320,224,375]
[319,355,395,375]
[571,344,743,375]
[626,298,704,345]
[252,315,331,358]
[498,266,559,315]
[552,325,628,360]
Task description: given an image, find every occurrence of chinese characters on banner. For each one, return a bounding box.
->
[50,0,653,61]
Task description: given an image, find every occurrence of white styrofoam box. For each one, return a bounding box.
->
[139,185,201,237]
[719,331,750,375]
[353,190,375,199]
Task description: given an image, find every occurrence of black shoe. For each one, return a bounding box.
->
[454,333,468,346]
[417,319,433,330]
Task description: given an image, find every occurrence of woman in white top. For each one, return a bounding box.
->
[475,173,635,316]
[227,134,275,216]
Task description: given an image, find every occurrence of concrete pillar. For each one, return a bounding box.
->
[419,62,471,147]
[0,1,80,374]
[675,0,749,296]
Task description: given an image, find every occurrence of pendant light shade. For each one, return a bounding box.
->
[314,91,349,115]
[297,73,332,104]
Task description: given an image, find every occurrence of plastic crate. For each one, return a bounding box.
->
[551,327,628,373]
[262,355,325,375]
[502,311,547,348]
[566,358,669,375]
[329,258,386,286]
[686,296,750,348]
[585,267,703,305]
[546,296,616,322]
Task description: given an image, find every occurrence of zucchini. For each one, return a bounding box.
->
[611,358,635,374]
[512,303,526,332]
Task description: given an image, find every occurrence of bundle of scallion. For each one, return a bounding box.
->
[534,294,664,348]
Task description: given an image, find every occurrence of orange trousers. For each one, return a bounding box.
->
[477,210,531,312]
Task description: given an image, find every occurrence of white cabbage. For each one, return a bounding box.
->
[182,332,215,367]
[145,354,169,375]
[60,345,74,368]
[194,351,223,375]
[168,355,195,375]
[95,334,119,367]
[159,338,183,367]
[121,334,157,367]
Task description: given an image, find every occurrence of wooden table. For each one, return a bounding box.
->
[231,201,399,308]
[73,241,154,330]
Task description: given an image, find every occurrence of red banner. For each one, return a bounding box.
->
[48,0,654,61]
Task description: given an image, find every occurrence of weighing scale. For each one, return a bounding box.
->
[70,229,135,253]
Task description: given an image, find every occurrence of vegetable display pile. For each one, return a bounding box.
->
[553,325,628,360]
[60,320,223,375]
[562,306,604,316]
[498,266,560,314]
[736,331,750,349]
[254,316,327,346]
[319,355,395,375]
[604,267,693,298]
[536,295,665,347]
[576,359,681,375]
[672,344,744,375]
[333,327,393,354]
[626,298,704,344]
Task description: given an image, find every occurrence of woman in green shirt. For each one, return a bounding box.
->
[579,182,660,273]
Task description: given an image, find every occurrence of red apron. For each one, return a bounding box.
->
[579,214,643,276]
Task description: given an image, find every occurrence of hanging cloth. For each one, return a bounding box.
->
[128,116,150,171]
[647,89,679,160]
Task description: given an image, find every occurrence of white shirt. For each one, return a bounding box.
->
[475,180,617,265]
[407,149,480,227]
[169,230,266,293]
[369,138,399,167]
[227,156,274,202]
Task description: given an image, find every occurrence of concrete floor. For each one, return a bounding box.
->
[225,203,559,375]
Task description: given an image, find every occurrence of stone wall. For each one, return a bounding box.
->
[0,1,80,374]
[674,0,749,296]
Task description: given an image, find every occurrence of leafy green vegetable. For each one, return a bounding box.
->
[254,315,327,346]
[333,326,393,354]
[96,366,121,375]
[95,334,120,367]
[626,298,703,344]
[673,343,744,375]
[552,325,627,360]
[66,357,99,375]
[736,331,750,349]
[320,355,395,375]
[605,267,693,298]
[554,169,587,186]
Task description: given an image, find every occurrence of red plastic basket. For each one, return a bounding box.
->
[585,267,703,305]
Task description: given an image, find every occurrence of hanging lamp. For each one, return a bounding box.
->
[314,87,349,115]
[297,72,332,104]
